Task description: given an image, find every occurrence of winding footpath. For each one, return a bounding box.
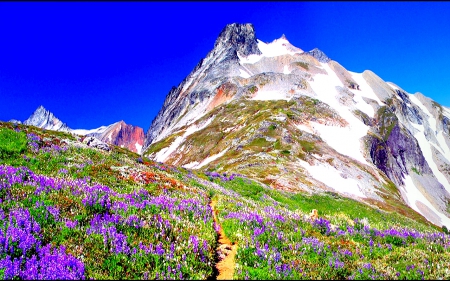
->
[209,199,238,280]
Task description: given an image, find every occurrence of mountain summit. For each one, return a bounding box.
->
[24,105,71,132]
[214,23,261,57]
[142,23,450,227]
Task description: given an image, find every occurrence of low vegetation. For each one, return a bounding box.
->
[0,121,449,280]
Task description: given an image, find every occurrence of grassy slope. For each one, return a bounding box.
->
[1,121,450,280]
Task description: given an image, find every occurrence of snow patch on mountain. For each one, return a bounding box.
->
[349,72,383,106]
[299,160,366,198]
[135,143,142,155]
[154,117,215,162]
[310,122,370,165]
[154,98,214,144]
[411,122,450,192]
[239,37,303,64]
[239,69,251,78]
[184,148,230,170]
[72,126,109,136]
[307,64,370,164]
[402,175,450,227]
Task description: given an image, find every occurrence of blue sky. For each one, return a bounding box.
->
[1,2,450,130]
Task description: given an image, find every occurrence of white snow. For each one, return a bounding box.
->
[154,97,215,143]
[239,68,251,78]
[349,71,383,107]
[299,160,366,198]
[283,65,290,74]
[387,82,399,91]
[307,64,370,165]
[182,161,200,169]
[154,136,184,162]
[353,94,375,118]
[135,143,142,154]
[252,90,290,101]
[295,123,314,134]
[436,131,450,157]
[182,148,229,169]
[402,175,450,227]
[153,117,215,163]
[411,122,450,192]
[409,94,437,132]
[196,148,229,169]
[107,132,113,143]
[239,38,303,65]
[72,125,109,136]
[443,106,450,118]
[311,122,370,165]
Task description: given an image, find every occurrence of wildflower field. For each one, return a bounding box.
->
[0,121,449,280]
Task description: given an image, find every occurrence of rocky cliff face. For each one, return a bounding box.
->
[21,106,144,154]
[24,106,71,132]
[142,23,450,227]
[142,23,262,150]
[86,121,144,154]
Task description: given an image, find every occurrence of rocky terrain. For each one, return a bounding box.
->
[142,23,450,228]
[19,106,145,154]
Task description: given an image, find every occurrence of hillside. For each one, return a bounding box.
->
[1,121,450,279]
[142,23,450,229]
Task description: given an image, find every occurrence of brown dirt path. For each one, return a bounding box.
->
[209,199,238,280]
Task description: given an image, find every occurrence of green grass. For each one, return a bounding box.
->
[294,61,309,70]
[249,137,271,148]
[299,140,316,153]
[0,128,27,159]
[411,167,421,175]
[0,121,449,280]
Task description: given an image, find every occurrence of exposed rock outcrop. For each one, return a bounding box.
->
[306,48,331,63]
[82,136,110,151]
[87,121,144,154]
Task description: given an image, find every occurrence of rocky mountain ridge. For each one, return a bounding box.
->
[142,23,450,228]
[18,106,145,154]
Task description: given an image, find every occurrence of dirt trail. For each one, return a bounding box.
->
[209,199,238,280]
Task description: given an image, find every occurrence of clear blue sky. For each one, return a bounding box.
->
[1,2,450,130]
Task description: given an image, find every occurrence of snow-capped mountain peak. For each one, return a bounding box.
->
[24,105,71,132]
[142,23,450,228]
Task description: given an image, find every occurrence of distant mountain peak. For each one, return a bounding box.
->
[24,105,71,132]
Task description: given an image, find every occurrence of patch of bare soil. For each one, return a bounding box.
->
[209,199,238,280]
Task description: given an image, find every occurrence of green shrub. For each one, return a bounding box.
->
[0,128,27,159]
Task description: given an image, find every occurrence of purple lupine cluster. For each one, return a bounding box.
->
[86,213,130,255]
[27,133,41,153]
[17,244,85,280]
[313,217,332,235]
[0,208,84,279]
[225,211,264,225]
[39,144,68,155]
[0,165,71,197]
[328,257,345,269]
[81,184,112,212]
[205,171,242,182]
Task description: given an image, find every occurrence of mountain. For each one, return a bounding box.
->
[24,105,71,132]
[2,120,450,280]
[142,23,450,228]
[72,121,144,154]
[21,106,144,154]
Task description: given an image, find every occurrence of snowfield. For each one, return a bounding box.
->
[299,160,366,199]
